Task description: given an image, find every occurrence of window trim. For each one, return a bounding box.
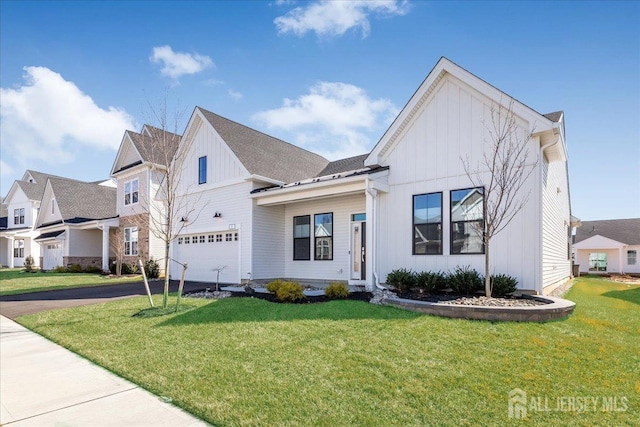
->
[314,212,334,261]
[412,192,443,255]
[450,187,485,255]
[628,250,637,266]
[13,239,24,258]
[293,215,311,261]
[14,208,25,225]
[124,226,138,256]
[124,178,139,206]
[198,156,207,185]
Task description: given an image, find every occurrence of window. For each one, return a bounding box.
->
[47,243,60,250]
[628,250,637,265]
[351,213,366,222]
[198,156,207,184]
[184,236,190,244]
[413,193,442,254]
[589,253,607,271]
[450,187,484,254]
[14,208,25,225]
[124,227,138,255]
[13,240,24,258]
[199,235,205,244]
[124,179,139,205]
[314,213,333,260]
[234,232,238,241]
[293,215,310,260]
[178,237,183,245]
[216,234,222,242]
[208,235,215,243]
[225,233,233,242]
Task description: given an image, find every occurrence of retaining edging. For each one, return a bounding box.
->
[385,295,575,322]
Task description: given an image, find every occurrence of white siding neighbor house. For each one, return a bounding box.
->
[573,219,640,275]
[110,57,573,295]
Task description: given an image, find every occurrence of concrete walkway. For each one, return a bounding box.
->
[0,315,208,426]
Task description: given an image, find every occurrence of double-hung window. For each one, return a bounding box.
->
[198,156,207,184]
[314,213,333,260]
[628,250,637,265]
[293,215,310,260]
[124,179,139,206]
[13,240,24,258]
[14,208,25,225]
[124,227,138,256]
[450,187,484,254]
[413,192,442,254]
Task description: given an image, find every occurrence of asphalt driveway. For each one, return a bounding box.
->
[0,280,212,319]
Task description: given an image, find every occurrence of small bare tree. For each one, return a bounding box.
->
[141,99,201,308]
[109,227,124,276]
[462,99,538,297]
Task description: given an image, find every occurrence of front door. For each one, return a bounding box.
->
[350,222,366,280]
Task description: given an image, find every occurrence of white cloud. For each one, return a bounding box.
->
[274,0,410,38]
[0,160,14,177]
[253,81,398,159]
[150,45,213,79]
[0,66,136,167]
[228,89,243,101]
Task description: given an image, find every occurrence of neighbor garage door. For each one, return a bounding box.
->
[173,231,240,284]
[43,243,63,270]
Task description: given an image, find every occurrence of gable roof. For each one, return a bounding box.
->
[46,177,117,224]
[543,111,563,123]
[574,219,640,246]
[198,107,329,183]
[9,170,69,202]
[136,125,182,166]
[316,154,368,177]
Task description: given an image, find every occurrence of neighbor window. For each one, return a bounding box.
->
[198,156,207,184]
[14,208,25,225]
[314,213,333,260]
[293,215,311,260]
[413,192,442,254]
[13,240,24,258]
[450,187,484,254]
[124,227,138,256]
[124,179,139,205]
[589,252,607,271]
[628,250,637,265]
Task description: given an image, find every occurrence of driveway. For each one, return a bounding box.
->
[0,280,211,319]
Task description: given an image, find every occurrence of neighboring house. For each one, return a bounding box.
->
[573,219,640,275]
[35,177,118,271]
[110,125,181,271]
[110,57,572,294]
[0,170,69,268]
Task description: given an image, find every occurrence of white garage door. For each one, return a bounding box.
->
[43,243,63,270]
[173,231,240,284]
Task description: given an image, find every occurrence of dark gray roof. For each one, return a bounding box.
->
[316,154,369,177]
[543,111,563,122]
[198,107,329,183]
[129,126,181,167]
[14,170,68,201]
[34,230,65,241]
[574,219,640,246]
[48,178,117,224]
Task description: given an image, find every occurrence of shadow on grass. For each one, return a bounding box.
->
[157,297,420,326]
[602,286,640,306]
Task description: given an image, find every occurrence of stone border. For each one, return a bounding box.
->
[385,295,575,322]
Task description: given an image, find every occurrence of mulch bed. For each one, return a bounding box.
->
[186,288,373,304]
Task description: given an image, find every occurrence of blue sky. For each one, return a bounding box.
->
[1,0,638,220]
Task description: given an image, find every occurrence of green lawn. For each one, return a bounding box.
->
[0,268,142,296]
[18,277,639,426]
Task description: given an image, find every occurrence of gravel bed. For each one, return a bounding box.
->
[184,289,232,299]
[436,296,545,307]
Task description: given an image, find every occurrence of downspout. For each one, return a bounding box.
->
[539,130,561,294]
[365,178,381,290]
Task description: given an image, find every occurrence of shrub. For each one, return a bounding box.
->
[68,264,83,273]
[144,258,160,279]
[448,266,483,295]
[275,281,305,302]
[325,282,349,299]
[120,262,139,275]
[491,274,518,297]
[84,265,102,274]
[415,271,447,293]
[266,279,288,294]
[23,255,35,272]
[53,265,67,273]
[386,268,416,293]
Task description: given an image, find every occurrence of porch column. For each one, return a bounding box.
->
[365,187,377,291]
[619,247,624,275]
[102,226,110,272]
[7,237,14,269]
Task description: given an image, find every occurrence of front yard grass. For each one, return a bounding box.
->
[18,277,639,426]
[0,268,142,296]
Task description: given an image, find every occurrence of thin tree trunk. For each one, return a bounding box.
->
[175,263,187,312]
[485,238,491,297]
[163,241,170,308]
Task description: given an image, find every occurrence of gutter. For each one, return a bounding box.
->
[365,178,382,290]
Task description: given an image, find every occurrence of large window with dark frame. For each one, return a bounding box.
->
[413,192,442,254]
[293,215,310,260]
[314,213,333,260]
[450,187,485,254]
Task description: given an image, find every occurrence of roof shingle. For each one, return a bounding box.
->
[574,218,640,246]
[316,154,369,177]
[48,177,117,224]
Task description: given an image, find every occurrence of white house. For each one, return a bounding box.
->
[573,219,640,275]
[107,58,571,295]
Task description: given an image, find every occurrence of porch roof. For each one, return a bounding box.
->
[34,230,65,241]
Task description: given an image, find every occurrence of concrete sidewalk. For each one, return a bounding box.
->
[0,315,208,426]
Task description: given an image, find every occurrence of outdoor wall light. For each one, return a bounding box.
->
[213,211,222,218]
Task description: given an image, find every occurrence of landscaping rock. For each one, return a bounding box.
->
[185,289,231,299]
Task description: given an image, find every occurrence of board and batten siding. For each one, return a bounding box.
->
[283,194,365,282]
[376,74,541,290]
[252,203,286,280]
[541,158,572,291]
